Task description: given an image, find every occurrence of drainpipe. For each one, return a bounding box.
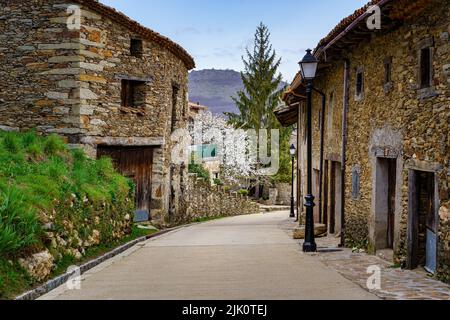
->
[313,88,326,224]
[340,59,350,247]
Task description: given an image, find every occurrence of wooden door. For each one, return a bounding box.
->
[323,161,329,229]
[408,170,437,272]
[329,162,336,234]
[313,169,320,223]
[97,146,154,222]
[387,159,397,249]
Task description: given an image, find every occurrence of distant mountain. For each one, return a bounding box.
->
[188,69,287,116]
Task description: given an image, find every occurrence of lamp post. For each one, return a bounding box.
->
[299,49,318,253]
[290,144,296,218]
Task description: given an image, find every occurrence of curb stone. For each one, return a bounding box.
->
[14,226,185,301]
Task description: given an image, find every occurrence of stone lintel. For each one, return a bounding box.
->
[115,74,153,83]
[81,136,165,147]
[405,159,444,173]
[326,153,341,162]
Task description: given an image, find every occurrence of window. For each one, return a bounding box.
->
[171,84,179,132]
[420,47,431,89]
[355,69,364,99]
[317,110,322,130]
[383,57,393,93]
[352,167,360,200]
[121,79,146,108]
[384,57,392,84]
[130,38,143,58]
[327,91,334,135]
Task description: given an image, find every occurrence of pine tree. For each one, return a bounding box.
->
[226,23,284,131]
[226,23,291,198]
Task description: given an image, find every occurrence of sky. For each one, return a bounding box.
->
[99,0,368,82]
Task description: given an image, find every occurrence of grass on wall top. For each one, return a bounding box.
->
[0,130,133,260]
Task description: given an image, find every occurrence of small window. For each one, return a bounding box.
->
[327,92,334,134]
[171,84,180,132]
[352,167,360,200]
[317,110,322,130]
[384,57,392,84]
[121,79,146,108]
[420,47,431,89]
[130,38,143,57]
[355,70,364,98]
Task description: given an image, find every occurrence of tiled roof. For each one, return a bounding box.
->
[189,102,208,110]
[72,0,195,70]
[315,0,388,51]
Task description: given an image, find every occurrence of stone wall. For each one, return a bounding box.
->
[0,1,81,135]
[275,183,292,206]
[183,174,260,223]
[296,0,449,279]
[0,0,194,224]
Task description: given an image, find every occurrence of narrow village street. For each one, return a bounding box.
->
[40,212,378,300]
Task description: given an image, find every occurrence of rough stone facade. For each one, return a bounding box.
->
[184,174,260,223]
[0,0,195,224]
[284,0,449,281]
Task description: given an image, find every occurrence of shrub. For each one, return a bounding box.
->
[189,163,210,181]
[238,189,249,196]
[213,178,223,186]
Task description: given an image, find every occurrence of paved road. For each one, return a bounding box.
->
[41,212,378,300]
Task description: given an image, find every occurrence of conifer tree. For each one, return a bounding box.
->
[226,23,291,198]
[226,23,284,131]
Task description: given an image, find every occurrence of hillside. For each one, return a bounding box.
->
[189,69,287,116]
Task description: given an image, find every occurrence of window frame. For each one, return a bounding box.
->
[416,36,437,100]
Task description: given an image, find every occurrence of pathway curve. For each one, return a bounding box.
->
[40,212,378,300]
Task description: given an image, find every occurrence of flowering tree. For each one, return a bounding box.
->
[190,111,256,183]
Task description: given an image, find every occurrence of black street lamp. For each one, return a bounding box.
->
[289,144,296,218]
[299,49,318,253]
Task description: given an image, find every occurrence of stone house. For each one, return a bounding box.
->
[276,0,449,279]
[0,0,196,224]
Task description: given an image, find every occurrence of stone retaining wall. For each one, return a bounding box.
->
[182,174,260,223]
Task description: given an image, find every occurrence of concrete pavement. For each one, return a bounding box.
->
[40,212,378,300]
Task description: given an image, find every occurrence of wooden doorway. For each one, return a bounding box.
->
[328,161,342,234]
[97,146,154,222]
[323,161,329,229]
[375,158,397,250]
[313,169,320,223]
[407,170,437,273]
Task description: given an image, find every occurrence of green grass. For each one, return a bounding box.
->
[0,259,36,300]
[0,130,136,299]
[0,131,134,261]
